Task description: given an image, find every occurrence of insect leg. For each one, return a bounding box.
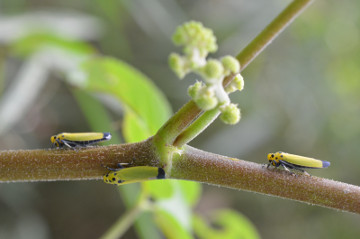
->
[294,167,310,176]
[102,163,130,171]
[281,164,296,176]
[55,139,62,148]
[62,140,73,149]
[282,164,291,172]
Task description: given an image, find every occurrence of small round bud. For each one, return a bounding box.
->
[226,73,244,93]
[169,53,186,78]
[233,74,244,91]
[198,26,218,56]
[188,81,204,99]
[172,21,217,58]
[195,88,218,110]
[220,103,241,125]
[172,25,189,46]
[201,59,224,80]
[221,56,240,74]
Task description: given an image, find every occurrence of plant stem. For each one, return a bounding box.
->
[173,108,220,147]
[235,0,314,71]
[171,145,360,214]
[158,0,315,146]
[0,139,157,182]
[1,140,358,214]
[118,185,162,239]
[100,199,149,239]
[154,101,202,145]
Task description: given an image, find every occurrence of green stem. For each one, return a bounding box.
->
[235,0,314,71]
[100,197,150,239]
[158,0,314,147]
[173,108,220,147]
[173,74,236,147]
[154,101,202,145]
[118,185,162,239]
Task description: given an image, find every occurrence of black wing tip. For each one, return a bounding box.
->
[157,168,166,179]
[322,160,330,168]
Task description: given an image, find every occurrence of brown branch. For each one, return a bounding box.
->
[1,138,358,213]
[0,138,157,182]
[170,146,360,214]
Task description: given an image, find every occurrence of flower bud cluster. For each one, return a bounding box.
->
[169,21,244,124]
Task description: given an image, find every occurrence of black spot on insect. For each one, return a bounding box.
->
[157,168,166,179]
[106,174,109,177]
[114,173,117,176]
[112,178,116,181]
[117,180,123,183]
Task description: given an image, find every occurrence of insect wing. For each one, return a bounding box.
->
[281,153,329,169]
[60,132,107,142]
[51,132,112,148]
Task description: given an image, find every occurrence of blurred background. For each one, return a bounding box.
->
[0,0,359,238]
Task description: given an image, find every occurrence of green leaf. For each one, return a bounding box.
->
[80,57,172,141]
[143,180,174,200]
[178,180,202,206]
[11,33,95,57]
[193,210,260,239]
[143,179,201,238]
[154,209,193,239]
[143,179,201,206]
[123,109,150,143]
